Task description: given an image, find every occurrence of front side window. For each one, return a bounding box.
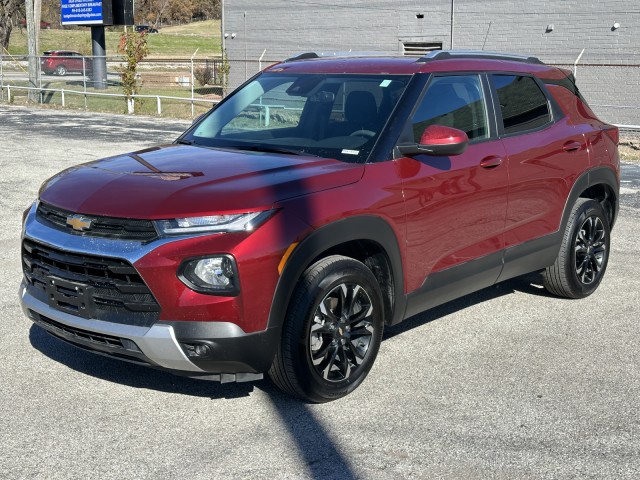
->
[410,74,489,142]
[491,75,551,135]
[185,73,410,163]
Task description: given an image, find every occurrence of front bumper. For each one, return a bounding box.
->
[19,202,290,381]
[21,281,279,380]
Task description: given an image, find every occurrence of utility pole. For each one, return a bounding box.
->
[450,0,455,49]
[24,0,40,102]
[34,0,41,54]
[221,0,226,55]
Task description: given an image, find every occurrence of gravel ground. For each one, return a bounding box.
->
[0,105,639,479]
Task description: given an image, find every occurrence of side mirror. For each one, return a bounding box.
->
[397,125,469,157]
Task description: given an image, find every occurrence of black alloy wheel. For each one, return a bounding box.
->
[544,198,611,298]
[269,255,384,403]
[574,215,607,285]
[309,282,375,382]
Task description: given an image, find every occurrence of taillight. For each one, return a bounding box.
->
[602,125,619,145]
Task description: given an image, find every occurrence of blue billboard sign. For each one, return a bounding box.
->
[61,0,113,26]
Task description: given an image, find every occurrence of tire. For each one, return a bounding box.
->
[269,255,385,403]
[543,198,611,298]
[55,65,67,76]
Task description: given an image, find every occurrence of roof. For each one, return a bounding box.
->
[264,50,564,79]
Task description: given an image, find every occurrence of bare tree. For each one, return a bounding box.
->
[192,0,220,20]
[135,0,220,25]
[0,0,24,51]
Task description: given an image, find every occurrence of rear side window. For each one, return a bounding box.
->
[491,75,551,135]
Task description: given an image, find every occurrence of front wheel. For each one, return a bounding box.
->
[54,65,67,76]
[543,198,611,298]
[269,255,385,403]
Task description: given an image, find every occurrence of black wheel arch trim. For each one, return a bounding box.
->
[564,166,619,232]
[499,165,619,283]
[267,215,406,333]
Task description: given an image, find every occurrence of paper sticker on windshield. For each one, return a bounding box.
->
[342,149,360,155]
[379,79,392,87]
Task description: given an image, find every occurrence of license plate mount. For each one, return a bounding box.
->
[45,276,94,319]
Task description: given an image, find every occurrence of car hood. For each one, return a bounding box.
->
[39,144,364,219]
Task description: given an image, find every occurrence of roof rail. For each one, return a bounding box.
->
[284,51,394,62]
[285,52,320,62]
[419,50,543,65]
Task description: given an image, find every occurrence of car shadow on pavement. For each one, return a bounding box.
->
[27,271,553,480]
[261,385,360,479]
[28,324,258,400]
[29,325,359,478]
[384,271,550,339]
[28,271,552,398]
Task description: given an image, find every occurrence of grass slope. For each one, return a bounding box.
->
[7,20,221,57]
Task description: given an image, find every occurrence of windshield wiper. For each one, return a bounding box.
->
[175,139,193,145]
[226,144,316,157]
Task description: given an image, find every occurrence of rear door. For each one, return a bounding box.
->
[490,74,590,250]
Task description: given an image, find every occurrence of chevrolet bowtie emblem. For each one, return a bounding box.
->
[66,215,93,231]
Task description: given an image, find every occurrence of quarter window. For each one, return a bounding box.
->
[491,75,551,135]
[411,75,489,142]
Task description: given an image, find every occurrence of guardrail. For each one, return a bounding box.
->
[0,84,219,116]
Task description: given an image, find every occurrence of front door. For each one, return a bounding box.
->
[397,74,509,304]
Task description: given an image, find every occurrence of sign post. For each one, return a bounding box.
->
[60,0,133,90]
[91,27,107,89]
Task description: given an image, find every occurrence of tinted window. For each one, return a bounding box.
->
[221,79,305,134]
[411,75,489,142]
[187,73,410,163]
[492,75,551,135]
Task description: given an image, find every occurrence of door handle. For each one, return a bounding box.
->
[479,156,503,169]
[563,141,582,153]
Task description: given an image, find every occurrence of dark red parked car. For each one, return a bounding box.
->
[19,19,51,29]
[41,50,92,76]
[21,51,620,402]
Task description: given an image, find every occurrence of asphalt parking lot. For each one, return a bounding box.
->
[1,105,638,479]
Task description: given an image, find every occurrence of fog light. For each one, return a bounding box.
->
[193,257,233,287]
[181,342,213,358]
[179,255,239,295]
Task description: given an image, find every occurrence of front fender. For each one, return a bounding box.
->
[267,215,406,331]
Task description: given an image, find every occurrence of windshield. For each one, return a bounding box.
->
[183,72,410,163]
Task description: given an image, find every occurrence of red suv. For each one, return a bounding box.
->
[21,51,620,402]
[41,50,93,76]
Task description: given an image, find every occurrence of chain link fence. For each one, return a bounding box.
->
[0,53,225,118]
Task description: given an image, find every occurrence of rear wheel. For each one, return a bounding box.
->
[543,198,610,298]
[269,255,384,402]
[55,65,67,76]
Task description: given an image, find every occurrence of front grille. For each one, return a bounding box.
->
[31,311,151,365]
[22,239,160,327]
[33,311,127,349]
[37,202,158,241]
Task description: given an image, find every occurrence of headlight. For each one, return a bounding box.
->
[155,210,273,236]
[23,202,35,226]
[179,255,239,295]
